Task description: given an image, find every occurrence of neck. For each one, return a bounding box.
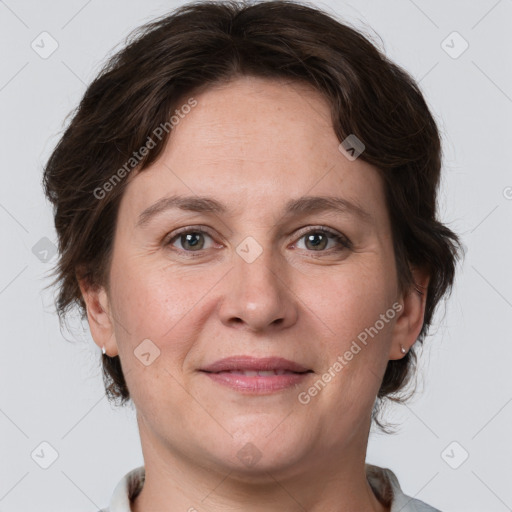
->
[133,476,388,512]
[131,425,389,512]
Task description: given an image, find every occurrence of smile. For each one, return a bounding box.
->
[199,356,313,393]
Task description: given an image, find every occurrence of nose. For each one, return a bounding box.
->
[217,244,299,333]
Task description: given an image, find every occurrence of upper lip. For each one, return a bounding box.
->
[200,356,311,373]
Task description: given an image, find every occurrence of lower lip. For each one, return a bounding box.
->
[201,371,311,393]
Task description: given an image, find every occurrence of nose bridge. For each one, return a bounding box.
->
[234,237,282,292]
[234,234,283,300]
[218,233,297,330]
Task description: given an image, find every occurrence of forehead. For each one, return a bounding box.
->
[164,76,335,171]
[119,76,385,222]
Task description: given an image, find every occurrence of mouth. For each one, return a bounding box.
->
[211,369,303,376]
[199,356,313,393]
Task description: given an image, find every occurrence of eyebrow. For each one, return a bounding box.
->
[136,194,373,228]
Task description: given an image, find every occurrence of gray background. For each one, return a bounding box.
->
[0,0,511,511]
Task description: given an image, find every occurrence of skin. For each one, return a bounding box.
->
[80,76,429,512]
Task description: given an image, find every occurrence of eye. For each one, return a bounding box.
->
[294,227,351,253]
[166,228,216,252]
[164,225,351,256]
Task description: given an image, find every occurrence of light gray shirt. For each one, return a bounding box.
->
[98,463,441,511]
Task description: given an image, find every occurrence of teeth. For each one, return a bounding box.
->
[226,369,291,376]
[257,370,280,376]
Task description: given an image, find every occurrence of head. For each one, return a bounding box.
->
[43,0,460,468]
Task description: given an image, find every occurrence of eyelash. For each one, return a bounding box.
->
[164,225,352,257]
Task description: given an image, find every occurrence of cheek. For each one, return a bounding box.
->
[109,267,201,411]
[306,259,397,409]
[302,259,396,349]
[109,261,201,367]
[112,255,186,327]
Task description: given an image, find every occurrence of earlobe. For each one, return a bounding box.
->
[389,268,430,360]
[77,276,118,357]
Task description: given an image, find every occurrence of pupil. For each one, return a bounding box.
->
[183,233,203,249]
[307,233,326,250]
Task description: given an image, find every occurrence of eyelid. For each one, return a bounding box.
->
[290,225,352,250]
[292,224,346,239]
[165,224,219,246]
[165,224,352,255]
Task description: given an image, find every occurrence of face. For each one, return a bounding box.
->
[91,76,418,478]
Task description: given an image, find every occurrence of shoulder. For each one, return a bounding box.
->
[365,463,442,512]
[97,465,145,512]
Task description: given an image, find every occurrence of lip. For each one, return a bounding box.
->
[200,356,311,373]
[199,356,313,394]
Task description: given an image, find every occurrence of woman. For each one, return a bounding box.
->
[43,1,461,510]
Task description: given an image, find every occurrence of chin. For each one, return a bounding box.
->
[206,424,310,475]
[219,448,305,482]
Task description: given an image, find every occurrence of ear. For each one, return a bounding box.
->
[77,275,119,357]
[389,267,430,360]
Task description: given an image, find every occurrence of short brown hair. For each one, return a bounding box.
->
[42,0,461,432]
